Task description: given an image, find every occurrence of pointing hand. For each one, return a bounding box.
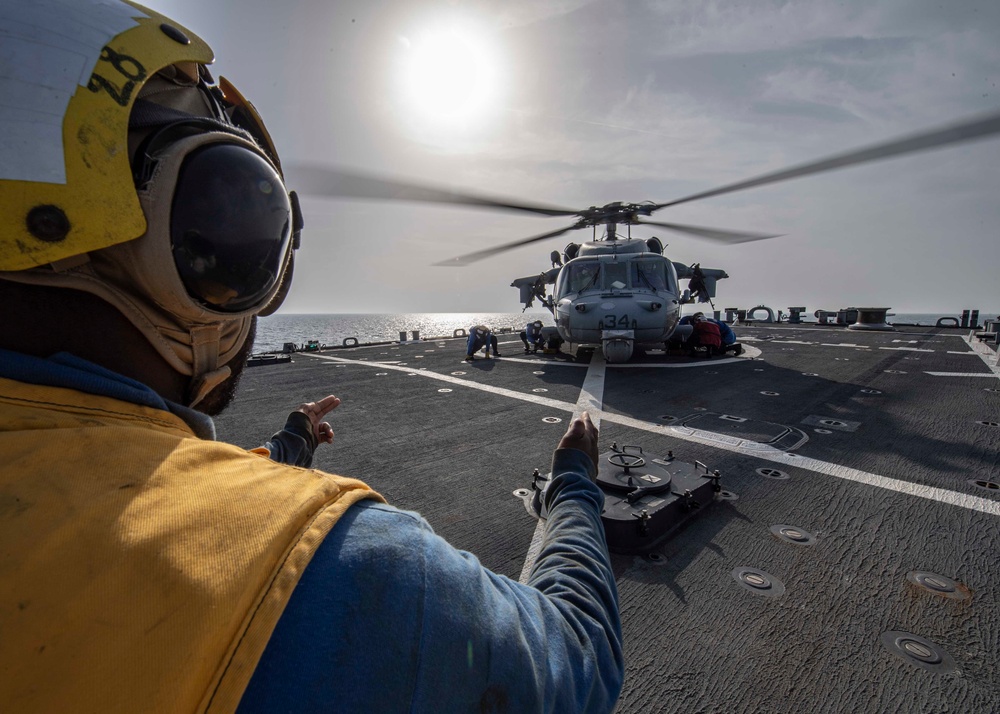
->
[558,411,599,469]
[295,395,341,445]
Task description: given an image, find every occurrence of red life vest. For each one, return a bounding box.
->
[693,320,722,348]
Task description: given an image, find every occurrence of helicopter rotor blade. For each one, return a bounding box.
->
[650,110,1000,211]
[434,225,582,267]
[288,165,581,218]
[635,220,782,244]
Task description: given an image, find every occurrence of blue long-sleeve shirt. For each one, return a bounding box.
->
[1,349,624,713]
[467,325,493,354]
[709,318,736,345]
[241,448,623,713]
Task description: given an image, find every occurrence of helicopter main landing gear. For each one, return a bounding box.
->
[528,443,722,554]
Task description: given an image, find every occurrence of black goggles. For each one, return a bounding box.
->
[170,141,294,312]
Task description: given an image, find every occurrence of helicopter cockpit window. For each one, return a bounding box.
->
[603,262,628,290]
[563,261,601,295]
[632,260,668,291]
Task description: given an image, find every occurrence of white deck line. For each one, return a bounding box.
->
[964,332,1000,375]
[925,372,999,378]
[879,347,935,352]
[518,352,608,584]
[304,352,1000,517]
[602,414,1000,517]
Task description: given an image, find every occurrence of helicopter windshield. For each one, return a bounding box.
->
[563,260,601,294]
[632,260,668,291]
[602,262,628,290]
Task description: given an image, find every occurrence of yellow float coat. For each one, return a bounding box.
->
[0,376,383,713]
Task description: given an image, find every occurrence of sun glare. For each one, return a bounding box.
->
[397,24,499,129]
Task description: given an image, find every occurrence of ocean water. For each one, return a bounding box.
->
[254,312,543,353]
[255,310,1000,353]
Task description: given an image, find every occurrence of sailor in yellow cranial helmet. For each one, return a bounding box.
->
[0,3,623,713]
[0,0,302,410]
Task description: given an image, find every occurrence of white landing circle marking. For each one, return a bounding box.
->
[499,357,587,367]
[438,388,452,393]
[541,416,562,424]
[533,388,548,393]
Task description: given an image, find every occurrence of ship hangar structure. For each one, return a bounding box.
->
[215,320,1000,713]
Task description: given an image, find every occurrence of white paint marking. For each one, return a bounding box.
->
[879,347,934,353]
[493,357,587,368]
[304,352,1000,517]
[307,352,576,411]
[606,415,1000,517]
[605,356,746,368]
[820,343,870,349]
[964,333,1000,375]
[518,352,607,584]
[925,372,999,378]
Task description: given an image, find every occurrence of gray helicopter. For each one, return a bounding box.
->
[291,109,1000,363]
[505,204,743,363]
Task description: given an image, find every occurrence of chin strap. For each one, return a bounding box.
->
[186,323,232,408]
[187,365,232,408]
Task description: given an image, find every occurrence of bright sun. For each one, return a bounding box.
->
[398,25,499,127]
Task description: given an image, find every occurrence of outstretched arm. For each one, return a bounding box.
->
[241,414,623,713]
[260,395,340,468]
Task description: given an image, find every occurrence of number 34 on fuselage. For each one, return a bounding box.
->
[511,237,729,363]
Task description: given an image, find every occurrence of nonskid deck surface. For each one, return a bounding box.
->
[215,323,1000,713]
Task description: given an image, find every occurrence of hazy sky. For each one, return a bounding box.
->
[147,0,999,314]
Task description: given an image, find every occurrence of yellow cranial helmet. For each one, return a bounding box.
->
[0,0,302,406]
[0,1,211,268]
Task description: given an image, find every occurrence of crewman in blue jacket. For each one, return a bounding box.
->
[465,324,501,360]
[0,4,623,712]
[695,312,744,356]
[520,319,545,353]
